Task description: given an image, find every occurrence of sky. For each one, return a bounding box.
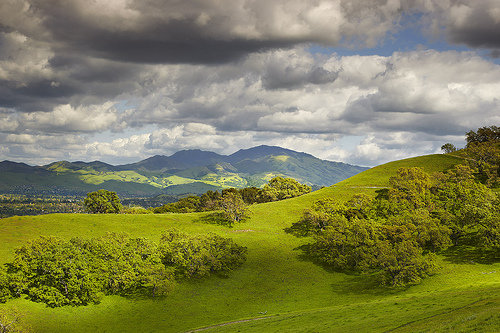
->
[1,0,499,167]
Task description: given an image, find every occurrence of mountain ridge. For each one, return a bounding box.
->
[0,145,368,197]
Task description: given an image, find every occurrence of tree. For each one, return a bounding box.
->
[385,209,451,252]
[441,143,457,153]
[83,190,122,213]
[307,218,380,271]
[199,190,222,211]
[286,198,349,236]
[375,238,435,287]
[388,167,434,211]
[0,267,12,303]
[464,141,500,187]
[2,231,247,307]
[466,125,500,147]
[219,192,249,225]
[153,196,200,213]
[91,234,174,297]
[434,165,498,241]
[239,187,262,204]
[7,236,105,307]
[260,177,311,201]
[158,229,247,278]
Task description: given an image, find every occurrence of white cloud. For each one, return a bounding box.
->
[1,47,498,166]
[19,103,120,133]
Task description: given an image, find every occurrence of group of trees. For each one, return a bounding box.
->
[0,195,84,218]
[83,177,311,224]
[287,165,499,287]
[151,176,311,225]
[0,230,246,307]
[153,176,311,213]
[442,125,499,188]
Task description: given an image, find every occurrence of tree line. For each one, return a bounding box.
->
[83,176,312,225]
[151,176,311,213]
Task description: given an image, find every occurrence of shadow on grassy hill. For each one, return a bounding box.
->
[292,244,404,296]
[442,246,499,265]
[196,212,234,227]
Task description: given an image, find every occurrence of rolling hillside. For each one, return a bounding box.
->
[0,146,367,197]
[0,153,498,332]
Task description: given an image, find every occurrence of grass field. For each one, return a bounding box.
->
[0,154,498,332]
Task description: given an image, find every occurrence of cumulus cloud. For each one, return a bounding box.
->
[0,0,498,115]
[2,46,499,166]
[22,103,121,133]
[1,0,499,166]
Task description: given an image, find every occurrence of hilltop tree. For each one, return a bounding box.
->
[441,143,457,153]
[465,125,500,147]
[260,176,311,201]
[84,190,122,214]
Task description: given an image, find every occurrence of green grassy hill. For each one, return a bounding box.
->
[0,153,498,332]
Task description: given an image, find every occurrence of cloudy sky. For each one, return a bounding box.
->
[1,0,499,167]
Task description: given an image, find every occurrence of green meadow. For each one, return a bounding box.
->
[0,154,498,332]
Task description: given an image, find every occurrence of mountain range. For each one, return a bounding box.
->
[0,145,368,197]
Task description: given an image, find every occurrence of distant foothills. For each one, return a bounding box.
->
[0,145,368,197]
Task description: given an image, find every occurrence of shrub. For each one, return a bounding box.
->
[159,229,247,278]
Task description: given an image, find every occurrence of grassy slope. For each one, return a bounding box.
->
[0,154,499,332]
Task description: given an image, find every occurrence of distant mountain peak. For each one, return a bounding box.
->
[227,145,312,163]
[0,146,369,196]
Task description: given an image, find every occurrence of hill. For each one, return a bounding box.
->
[0,146,367,197]
[0,153,498,332]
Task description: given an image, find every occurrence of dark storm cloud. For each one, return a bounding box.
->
[442,1,500,50]
[10,0,319,65]
[48,19,295,65]
[0,79,74,112]
[1,0,435,67]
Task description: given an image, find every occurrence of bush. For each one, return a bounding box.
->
[159,229,247,278]
[122,206,153,214]
[153,196,201,213]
